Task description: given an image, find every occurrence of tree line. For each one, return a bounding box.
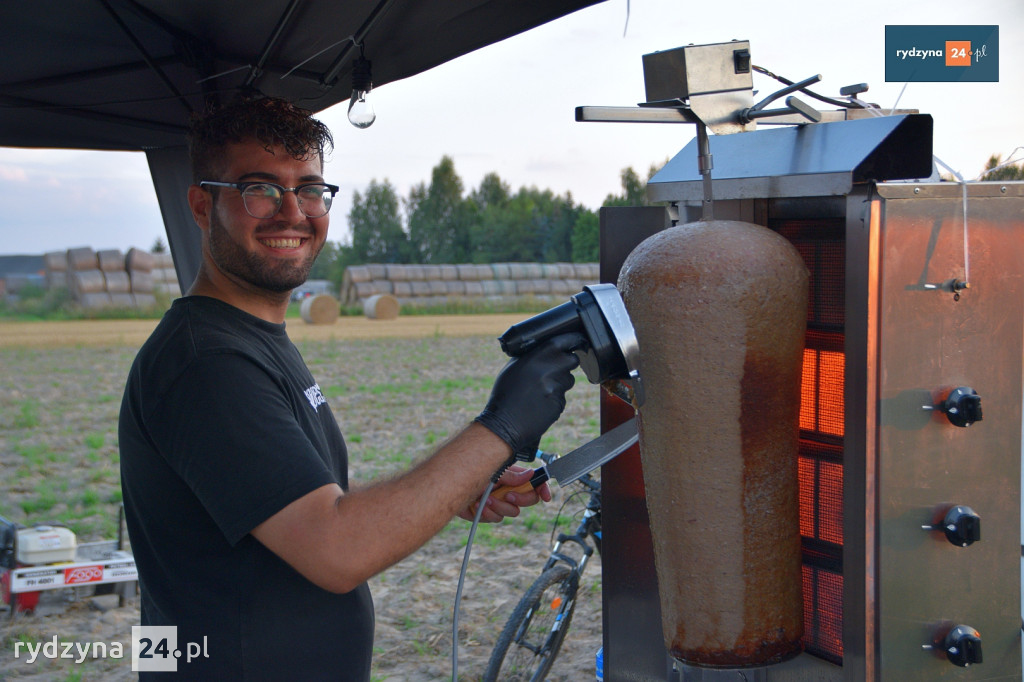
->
[308,156,657,285]
[307,152,1022,287]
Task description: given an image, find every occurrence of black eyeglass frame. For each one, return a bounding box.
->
[199,180,340,219]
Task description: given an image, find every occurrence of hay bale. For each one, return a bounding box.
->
[156,282,181,298]
[79,292,112,309]
[67,247,98,271]
[130,270,154,293]
[493,263,512,279]
[363,293,400,320]
[103,271,131,293]
[300,294,340,325]
[152,252,175,268]
[410,281,431,296]
[354,281,380,298]
[531,279,551,294]
[44,251,68,272]
[109,292,135,308]
[393,281,413,297]
[551,280,575,296]
[125,248,155,272]
[386,264,410,281]
[367,264,387,279]
[370,279,393,294]
[464,281,484,296]
[133,293,158,308]
[475,264,494,280]
[445,281,467,296]
[556,262,575,278]
[406,265,426,281]
[97,249,124,272]
[428,280,447,295]
[523,263,544,278]
[346,265,372,283]
[70,270,106,294]
[516,280,536,295]
[440,265,458,280]
[480,280,501,296]
[456,264,478,281]
[422,265,442,280]
[153,267,178,285]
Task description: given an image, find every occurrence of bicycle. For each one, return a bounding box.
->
[482,452,602,682]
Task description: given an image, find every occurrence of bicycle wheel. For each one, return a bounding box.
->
[483,564,580,682]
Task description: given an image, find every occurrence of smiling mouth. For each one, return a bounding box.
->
[258,237,305,249]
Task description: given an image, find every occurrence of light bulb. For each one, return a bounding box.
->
[348,54,376,129]
[348,89,376,129]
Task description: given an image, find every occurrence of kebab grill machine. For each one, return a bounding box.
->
[582,41,1024,681]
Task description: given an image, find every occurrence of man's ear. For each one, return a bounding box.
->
[187,184,212,231]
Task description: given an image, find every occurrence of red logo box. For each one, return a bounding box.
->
[65,565,104,584]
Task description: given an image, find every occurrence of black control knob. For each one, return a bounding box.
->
[943,624,982,667]
[942,387,982,427]
[941,506,981,547]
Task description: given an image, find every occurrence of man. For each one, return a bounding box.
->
[118,96,582,680]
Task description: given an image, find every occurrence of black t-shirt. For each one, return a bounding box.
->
[119,296,373,680]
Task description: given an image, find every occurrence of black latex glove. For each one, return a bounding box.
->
[475,332,585,455]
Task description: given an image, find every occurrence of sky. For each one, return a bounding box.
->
[0,0,1020,256]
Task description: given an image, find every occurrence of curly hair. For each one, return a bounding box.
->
[187,95,334,183]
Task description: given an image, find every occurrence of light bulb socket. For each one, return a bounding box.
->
[352,56,373,93]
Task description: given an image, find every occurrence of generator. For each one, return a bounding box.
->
[1,514,137,616]
[583,41,1024,681]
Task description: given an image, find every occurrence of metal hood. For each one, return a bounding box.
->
[647,113,935,202]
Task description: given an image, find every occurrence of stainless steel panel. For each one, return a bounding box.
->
[646,115,934,203]
[874,184,1024,680]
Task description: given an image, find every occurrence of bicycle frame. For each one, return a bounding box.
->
[541,474,602,578]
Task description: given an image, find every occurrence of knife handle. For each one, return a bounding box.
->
[491,480,536,502]
[491,468,551,502]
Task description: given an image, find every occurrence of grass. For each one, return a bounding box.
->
[0,284,553,322]
[0,330,604,681]
[13,398,41,428]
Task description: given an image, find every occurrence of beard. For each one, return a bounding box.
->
[207,210,322,294]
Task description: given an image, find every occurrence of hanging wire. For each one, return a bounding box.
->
[975,146,1024,180]
[451,481,495,682]
[931,155,971,288]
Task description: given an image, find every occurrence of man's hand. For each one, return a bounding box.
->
[458,465,553,523]
[474,332,583,454]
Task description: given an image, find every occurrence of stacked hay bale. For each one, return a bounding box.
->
[125,248,157,308]
[43,251,68,291]
[150,251,181,298]
[339,262,599,309]
[44,246,166,310]
[66,247,111,310]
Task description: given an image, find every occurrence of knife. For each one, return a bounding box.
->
[492,418,638,500]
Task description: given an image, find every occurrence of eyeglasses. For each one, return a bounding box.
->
[199,181,339,219]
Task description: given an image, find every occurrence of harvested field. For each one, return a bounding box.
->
[0,316,605,681]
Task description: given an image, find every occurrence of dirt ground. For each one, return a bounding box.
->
[0,314,605,681]
[0,314,531,349]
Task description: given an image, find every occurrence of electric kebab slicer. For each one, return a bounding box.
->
[498,283,644,462]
